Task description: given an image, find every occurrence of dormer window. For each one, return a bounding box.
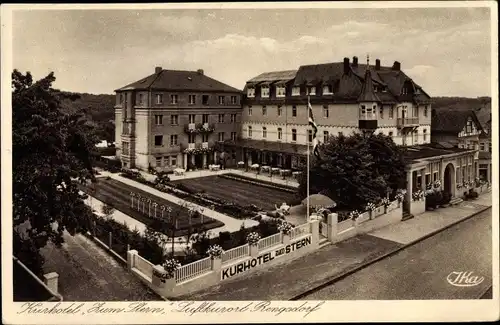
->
[323,85,333,95]
[247,87,255,98]
[402,88,408,95]
[382,87,387,93]
[374,86,378,93]
[261,85,270,98]
[307,86,316,96]
[415,88,421,95]
[276,85,286,97]
[292,86,300,96]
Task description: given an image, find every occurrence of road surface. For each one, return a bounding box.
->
[300,208,492,300]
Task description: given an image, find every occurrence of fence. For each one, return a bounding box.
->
[290,223,310,240]
[258,232,282,251]
[132,254,154,281]
[222,244,250,265]
[175,257,212,284]
[320,222,328,237]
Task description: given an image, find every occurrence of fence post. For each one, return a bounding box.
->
[309,219,320,247]
[108,232,112,249]
[327,213,338,242]
[211,257,222,272]
[249,244,259,257]
[127,244,131,252]
[127,249,138,271]
[282,232,291,245]
[43,272,59,294]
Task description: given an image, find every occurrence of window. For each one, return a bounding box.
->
[480,142,485,151]
[389,107,394,119]
[189,114,196,123]
[247,87,255,98]
[156,94,163,104]
[156,157,162,167]
[138,94,144,105]
[425,174,431,186]
[382,87,387,93]
[489,142,492,152]
[307,86,316,96]
[170,115,178,125]
[402,88,408,95]
[202,134,209,142]
[188,134,195,143]
[374,86,378,93]
[154,135,163,146]
[261,85,270,98]
[218,114,225,123]
[413,130,418,144]
[323,85,333,95]
[218,132,225,142]
[170,135,178,146]
[170,95,178,104]
[308,130,313,143]
[276,85,286,97]
[338,132,343,136]
[379,106,383,119]
[202,95,209,105]
[389,131,393,137]
[189,95,196,105]
[292,106,297,117]
[231,132,237,141]
[164,156,170,167]
[122,142,129,155]
[248,106,253,116]
[292,129,297,142]
[171,156,177,167]
[155,115,163,125]
[262,127,267,138]
[413,106,419,117]
[433,172,438,182]
[323,131,329,143]
[262,106,267,116]
[277,128,283,140]
[292,87,300,96]
[423,129,427,141]
[230,114,236,123]
[119,94,123,104]
[323,105,329,118]
[202,114,209,123]
[248,126,252,137]
[424,105,428,117]
[218,96,225,105]
[231,96,237,104]
[277,106,283,116]
[466,118,473,133]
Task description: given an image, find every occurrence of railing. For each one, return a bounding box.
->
[188,143,195,150]
[202,142,209,149]
[222,244,249,265]
[175,257,212,284]
[133,254,154,281]
[188,123,196,130]
[290,223,311,240]
[397,117,419,127]
[258,232,282,250]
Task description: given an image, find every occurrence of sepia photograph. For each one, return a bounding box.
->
[1,2,498,324]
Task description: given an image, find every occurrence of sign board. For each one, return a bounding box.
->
[221,236,312,280]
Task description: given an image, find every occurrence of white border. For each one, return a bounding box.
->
[2,2,499,324]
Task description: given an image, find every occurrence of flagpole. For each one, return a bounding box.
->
[307,95,310,221]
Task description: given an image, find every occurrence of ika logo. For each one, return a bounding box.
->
[447,271,484,287]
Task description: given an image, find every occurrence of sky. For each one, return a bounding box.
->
[11,6,493,97]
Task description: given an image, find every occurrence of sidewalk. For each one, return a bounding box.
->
[177,192,492,301]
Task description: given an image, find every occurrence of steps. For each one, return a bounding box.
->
[402,212,414,221]
[449,197,464,206]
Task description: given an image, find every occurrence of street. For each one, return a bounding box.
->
[300,208,492,300]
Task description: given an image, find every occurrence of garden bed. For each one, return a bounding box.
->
[80,178,224,237]
[219,173,297,193]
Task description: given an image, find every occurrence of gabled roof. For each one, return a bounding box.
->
[474,102,492,132]
[247,70,297,84]
[115,69,241,93]
[431,109,483,133]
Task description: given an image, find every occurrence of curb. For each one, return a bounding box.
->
[290,205,492,300]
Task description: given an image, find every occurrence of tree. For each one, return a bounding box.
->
[298,132,406,210]
[101,204,115,218]
[12,70,99,274]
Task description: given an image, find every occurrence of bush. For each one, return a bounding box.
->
[468,191,479,199]
[441,192,452,205]
[425,192,438,210]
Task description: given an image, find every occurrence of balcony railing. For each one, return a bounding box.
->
[202,142,209,149]
[184,123,215,134]
[397,117,419,127]
[188,123,196,130]
[188,143,196,150]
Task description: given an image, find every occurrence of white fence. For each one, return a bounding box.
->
[222,244,250,265]
[290,223,310,240]
[133,254,154,281]
[175,257,212,284]
[258,232,282,251]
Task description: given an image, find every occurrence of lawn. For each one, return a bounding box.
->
[171,175,297,211]
[81,178,224,236]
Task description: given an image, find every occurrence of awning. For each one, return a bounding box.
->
[222,139,309,156]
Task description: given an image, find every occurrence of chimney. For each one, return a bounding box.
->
[375,59,381,70]
[343,57,350,74]
[392,61,401,71]
[155,66,162,74]
[352,56,358,67]
[197,69,204,75]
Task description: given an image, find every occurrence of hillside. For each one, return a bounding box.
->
[431,96,491,111]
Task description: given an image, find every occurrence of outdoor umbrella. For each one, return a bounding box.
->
[301,194,337,209]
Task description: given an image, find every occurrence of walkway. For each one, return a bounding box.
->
[40,232,162,301]
[96,172,259,236]
[177,192,492,300]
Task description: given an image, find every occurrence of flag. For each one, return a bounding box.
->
[308,96,321,159]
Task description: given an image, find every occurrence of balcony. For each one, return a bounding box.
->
[188,143,196,150]
[397,117,419,128]
[184,123,215,134]
[202,142,209,149]
[188,123,196,130]
[358,119,378,130]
